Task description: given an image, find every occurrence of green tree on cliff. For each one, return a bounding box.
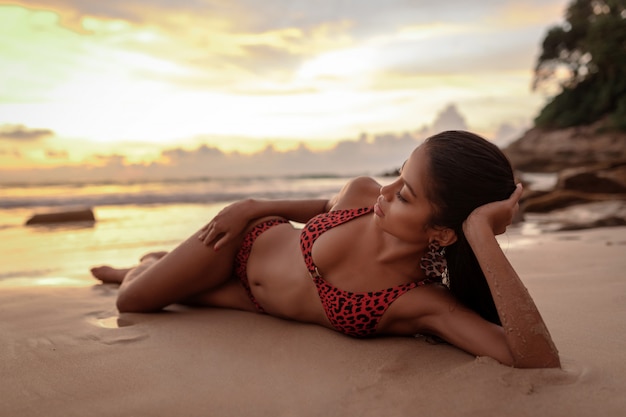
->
[533,0,626,130]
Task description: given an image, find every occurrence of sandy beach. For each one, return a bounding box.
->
[2,221,626,416]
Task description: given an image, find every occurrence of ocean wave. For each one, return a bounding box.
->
[0,176,349,209]
[0,173,345,189]
[0,190,339,209]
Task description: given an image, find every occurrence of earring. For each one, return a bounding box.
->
[420,241,449,286]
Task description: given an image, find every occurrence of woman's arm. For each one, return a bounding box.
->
[198,198,332,250]
[198,176,380,250]
[226,198,333,223]
[396,184,560,367]
[462,184,560,368]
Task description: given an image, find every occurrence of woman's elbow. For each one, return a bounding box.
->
[511,352,561,369]
[500,338,561,368]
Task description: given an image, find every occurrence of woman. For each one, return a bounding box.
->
[92,130,560,369]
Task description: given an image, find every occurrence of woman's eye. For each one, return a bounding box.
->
[395,191,407,202]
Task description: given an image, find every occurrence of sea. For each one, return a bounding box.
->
[0,175,355,286]
[0,173,557,286]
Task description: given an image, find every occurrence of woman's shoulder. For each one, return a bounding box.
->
[330,176,380,210]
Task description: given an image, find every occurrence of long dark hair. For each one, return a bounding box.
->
[422,131,516,325]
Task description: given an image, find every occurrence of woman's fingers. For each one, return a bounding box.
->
[509,183,523,205]
[198,222,217,245]
[197,224,231,250]
[213,233,230,251]
[496,184,523,234]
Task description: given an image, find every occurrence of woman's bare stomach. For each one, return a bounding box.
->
[244,221,330,327]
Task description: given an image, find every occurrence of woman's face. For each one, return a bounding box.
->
[374,145,438,246]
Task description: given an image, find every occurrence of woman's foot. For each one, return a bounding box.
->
[90,266,130,284]
[91,252,166,284]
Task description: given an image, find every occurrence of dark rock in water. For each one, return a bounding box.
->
[507,122,626,230]
[557,163,626,194]
[25,208,96,225]
[525,201,626,232]
[523,190,626,213]
[522,163,626,214]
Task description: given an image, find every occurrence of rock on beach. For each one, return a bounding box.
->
[505,123,626,231]
[25,208,96,225]
[504,120,626,173]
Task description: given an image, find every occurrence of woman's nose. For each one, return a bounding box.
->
[380,183,393,200]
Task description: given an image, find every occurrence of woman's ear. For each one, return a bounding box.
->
[432,227,457,247]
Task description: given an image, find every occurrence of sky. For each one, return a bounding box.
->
[0,0,570,182]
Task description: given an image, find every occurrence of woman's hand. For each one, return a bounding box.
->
[463,183,523,236]
[198,199,255,250]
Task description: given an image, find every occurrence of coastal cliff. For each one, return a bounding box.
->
[504,119,626,173]
[504,121,626,231]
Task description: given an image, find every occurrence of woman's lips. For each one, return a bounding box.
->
[374,197,385,217]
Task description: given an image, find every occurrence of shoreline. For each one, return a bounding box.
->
[1,199,620,287]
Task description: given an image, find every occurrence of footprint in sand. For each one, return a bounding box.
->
[85,311,149,345]
[97,331,150,345]
[85,310,136,328]
[498,357,588,393]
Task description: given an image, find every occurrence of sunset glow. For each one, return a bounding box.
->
[1,0,569,182]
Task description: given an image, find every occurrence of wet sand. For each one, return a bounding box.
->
[2,226,626,416]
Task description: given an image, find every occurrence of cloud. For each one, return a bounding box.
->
[432,104,468,133]
[5,1,566,81]
[1,0,569,142]
[0,127,425,183]
[492,122,529,148]
[45,149,69,159]
[234,44,303,79]
[91,153,128,166]
[5,1,149,32]
[0,148,23,158]
[0,102,529,184]
[3,2,562,183]
[0,124,55,141]
[6,1,505,32]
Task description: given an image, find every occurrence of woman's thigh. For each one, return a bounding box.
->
[117,228,245,312]
[182,277,258,312]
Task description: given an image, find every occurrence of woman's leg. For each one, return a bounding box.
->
[92,254,257,313]
[92,229,245,313]
[91,252,168,284]
[181,278,258,312]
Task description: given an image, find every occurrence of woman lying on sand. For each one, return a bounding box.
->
[92,130,560,369]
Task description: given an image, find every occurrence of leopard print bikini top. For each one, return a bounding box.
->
[300,207,435,337]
